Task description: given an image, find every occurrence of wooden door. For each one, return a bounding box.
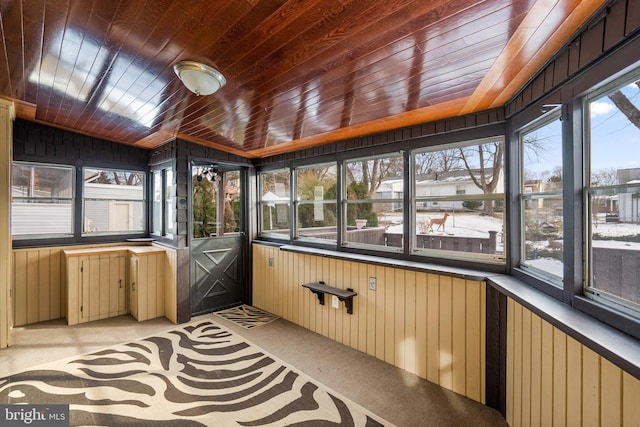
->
[190,166,246,315]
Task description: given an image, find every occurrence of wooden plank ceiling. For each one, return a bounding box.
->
[0,0,605,158]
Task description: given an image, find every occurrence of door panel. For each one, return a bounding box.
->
[191,236,242,314]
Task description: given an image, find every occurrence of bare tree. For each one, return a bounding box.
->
[415,149,461,176]
[459,141,504,215]
[92,170,143,186]
[346,157,403,198]
[591,167,617,186]
[608,80,640,129]
[436,149,460,173]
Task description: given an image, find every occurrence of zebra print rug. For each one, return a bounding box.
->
[214,305,280,329]
[0,320,390,426]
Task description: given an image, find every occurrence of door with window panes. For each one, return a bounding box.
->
[190,164,245,315]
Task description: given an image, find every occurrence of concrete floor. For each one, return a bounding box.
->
[1,314,507,427]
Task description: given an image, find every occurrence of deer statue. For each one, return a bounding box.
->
[426,212,449,232]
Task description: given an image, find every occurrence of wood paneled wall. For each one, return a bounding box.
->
[12,243,178,327]
[0,99,14,349]
[252,243,486,403]
[158,244,178,324]
[13,247,64,326]
[506,298,640,427]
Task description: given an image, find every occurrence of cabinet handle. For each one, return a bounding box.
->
[119,279,122,289]
[132,282,136,291]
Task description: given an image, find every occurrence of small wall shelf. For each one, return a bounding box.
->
[302,281,357,314]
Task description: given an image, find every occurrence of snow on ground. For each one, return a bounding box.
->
[378,211,640,257]
[525,258,564,277]
[382,212,502,237]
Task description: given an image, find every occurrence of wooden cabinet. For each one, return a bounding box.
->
[129,250,165,321]
[64,252,127,325]
[64,246,166,325]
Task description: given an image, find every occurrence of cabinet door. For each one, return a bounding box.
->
[79,254,127,322]
[81,255,101,323]
[65,255,81,325]
[108,254,127,317]
[129,255,139,320]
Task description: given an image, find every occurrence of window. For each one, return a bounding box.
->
[585,70,640,318]
[11,162,74,238]
[295,163,337,243]
[343,154,403,250]
[151,166,175,238]
[259,169,291,239]
[412,138,505,262]
[83,168,145,234]
[192,167,241,238]
[519,111,564,284]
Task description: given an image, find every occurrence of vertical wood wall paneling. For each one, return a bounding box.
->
[0,99,13,349]
[26,250,39,324]
[426,273,440,384]
[600,356,622,425]
[566,336,583,426]
[251,243,486,403]
[65,254,79,325]
[38,250,50,320]
[12,243,171,327]
[13,247,68,326]
[13,250,28,326]
[452,277,466,396]
[50,249,61,319]
[540,318,554,427]
[384,266,395,366]
[506,298,640,427]
[439,275,453,390]
[404,270,416,374]
[622,371,640,424]
[552,325,568,427]
[99,255,110,319]
[415,271,428,379]
[137,254,148,321]
[159,245,178,323]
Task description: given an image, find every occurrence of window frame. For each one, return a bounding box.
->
[81,166,146,236]
[410,136,506,264]
[11,161,75,239]
[258,168,292,241]
[342,152,404,252]
[517,108,564,287]
[293,161,339,245]
[582,68,640,322]
[150,162,176,240]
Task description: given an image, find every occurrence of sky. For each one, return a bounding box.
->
[525,81,640,179]
[590,82,640,173]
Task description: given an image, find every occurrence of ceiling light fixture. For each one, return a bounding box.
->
[173,60,226,96]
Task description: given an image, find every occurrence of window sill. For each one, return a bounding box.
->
[486,274,640,380]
